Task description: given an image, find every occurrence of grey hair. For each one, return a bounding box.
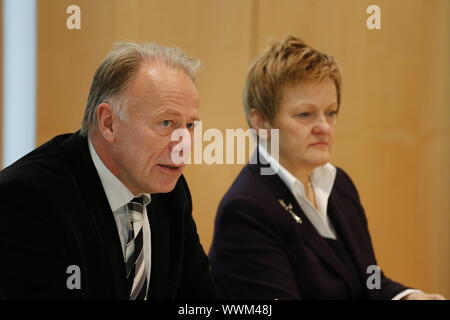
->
[80,42,201,137]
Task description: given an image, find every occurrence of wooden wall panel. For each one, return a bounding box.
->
[257,0,450,296]
[37,0,449,297]
[37,0,253,255]
[38,0,122,144]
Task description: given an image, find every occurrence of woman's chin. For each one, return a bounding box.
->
[308,156,330,168]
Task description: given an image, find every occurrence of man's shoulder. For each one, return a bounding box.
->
[0,132,83,199]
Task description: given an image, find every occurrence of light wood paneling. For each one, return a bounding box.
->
[38,0,123,143]
[37,0,449,297]
[37,0,253,255]
[257,0,450,296]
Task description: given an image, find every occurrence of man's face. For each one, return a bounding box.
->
[110,62,199,194]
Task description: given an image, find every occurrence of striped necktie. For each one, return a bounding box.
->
[125,196,147,300]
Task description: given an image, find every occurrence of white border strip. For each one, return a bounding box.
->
[2,0,36,168]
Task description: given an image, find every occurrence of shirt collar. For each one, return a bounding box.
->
[88,139,151,212]
[258,145,336,201]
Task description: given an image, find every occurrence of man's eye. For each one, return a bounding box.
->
[186,122,195,129]
[160,120,172,127]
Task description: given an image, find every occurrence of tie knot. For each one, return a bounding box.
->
[127,196,144,214]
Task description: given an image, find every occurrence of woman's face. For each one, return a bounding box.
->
[271,77,338,175]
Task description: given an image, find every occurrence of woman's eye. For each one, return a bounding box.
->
[160,120,172,127]
[297,112,311,119]
[327,111,338,117]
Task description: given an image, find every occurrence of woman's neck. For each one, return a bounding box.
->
[280,158,313,186]
[279,158,318,209]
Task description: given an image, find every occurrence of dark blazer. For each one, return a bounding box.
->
[209,159,408,300]
[0,132,218,299]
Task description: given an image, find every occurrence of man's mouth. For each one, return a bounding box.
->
[160,164,180,169]
[157,164,184,174]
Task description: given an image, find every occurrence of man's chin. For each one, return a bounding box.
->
[149,178,180,194]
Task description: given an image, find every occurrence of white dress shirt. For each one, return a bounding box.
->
[259,147,419,300]
[259,146,337,239]
[88,139,151,293]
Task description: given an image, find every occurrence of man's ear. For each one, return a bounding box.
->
[96,103,115,142]
[248,108,272,140]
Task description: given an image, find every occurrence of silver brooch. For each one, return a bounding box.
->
[278,199,302,224]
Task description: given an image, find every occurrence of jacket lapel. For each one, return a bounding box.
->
[249,162,355,290]
[85,201,129,299]
[327,191,366,280]
[147,194,170,299]
[61,132,129,298]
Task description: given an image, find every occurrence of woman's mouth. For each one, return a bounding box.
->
[310,142,329,147]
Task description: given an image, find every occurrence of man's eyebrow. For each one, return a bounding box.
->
[155,109,182,117]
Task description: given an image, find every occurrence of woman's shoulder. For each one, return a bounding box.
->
[217,164,290,221]
[221,163,283,203]
[333,166,362,203]
[215,164,297,238]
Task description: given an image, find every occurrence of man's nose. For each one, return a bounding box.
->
[171,127,192,147]
[169,127,192,164]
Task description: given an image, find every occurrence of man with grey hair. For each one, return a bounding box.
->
[0,42,219,299]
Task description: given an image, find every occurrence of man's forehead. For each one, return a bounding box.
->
[153,104,200,117]
[139,60,193,84]
[128,61,197,98]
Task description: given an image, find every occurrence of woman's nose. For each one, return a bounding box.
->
[312,114,331,135]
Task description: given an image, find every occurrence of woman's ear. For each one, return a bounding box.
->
[248,108,272,140]
[248,108,265,130]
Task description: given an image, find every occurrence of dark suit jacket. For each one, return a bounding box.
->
[209,160,408,300]
[0,132,218,299]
